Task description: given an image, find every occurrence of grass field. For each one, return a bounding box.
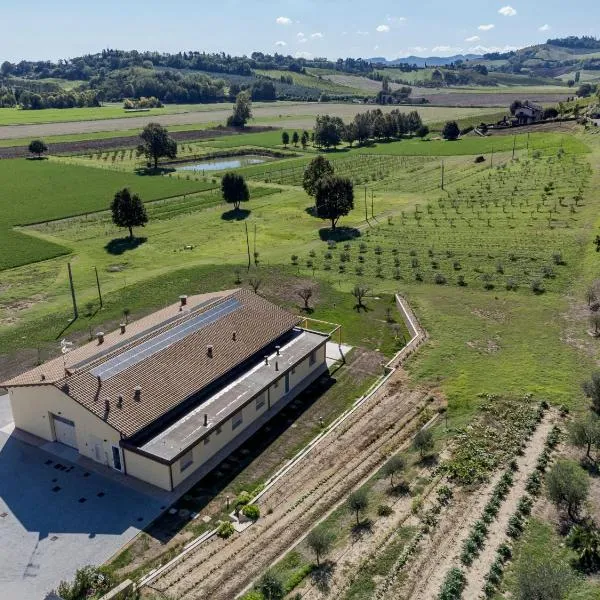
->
[0,159,217,269]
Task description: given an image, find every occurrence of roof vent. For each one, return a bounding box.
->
[96,332,105,344]
[134,386,141,401]
[179,294,188,307]
[232,331,237,341]
[40,373,46,381]
[264,355,269,366]
[117,395,123,409]
[120,323,126,334]
[104,398,110,413]
[97,375,102,386]
[207,345,214,358]
[203,414,208,427]
[275,345,281,356]
[275,360,279,372]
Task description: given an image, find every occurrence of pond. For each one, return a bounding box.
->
[177,155,268,172]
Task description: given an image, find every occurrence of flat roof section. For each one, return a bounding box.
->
[138,329,328,462]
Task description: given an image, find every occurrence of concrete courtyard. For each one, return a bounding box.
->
[0,394,165,600]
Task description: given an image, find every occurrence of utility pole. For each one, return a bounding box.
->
[371,190,374,219]
[67,263,78,320]
[441,161,444,190]
[244,222,251,270]
[364,186,368,221]
[94,266,103,308]
[490,146,494,169]
[512,135,516,160]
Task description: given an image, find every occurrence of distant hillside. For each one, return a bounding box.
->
[370,55,483,67]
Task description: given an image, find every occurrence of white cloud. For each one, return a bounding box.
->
[539,24,551,31]
[376,24,391,33]
[468,44,519,54]
[431,45,464,54]
[295,51,313,59]
[275,41,287,47]
[356,30,369,36]
[276,16,292,25]
[498,6,517,17]
[311,32,324,39]
[478,24,495,31]
[373,45,380,51]
[465,35,480,42]
[297,32,307,44]
[387,16,407,25]
[409,46,428,54]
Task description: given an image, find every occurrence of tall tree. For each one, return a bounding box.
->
[111,188,148,239]
[292,131,299,147]
[28,139,48,158]
[315,176,354,231]
[306,528,334,567]
[257,571,284,600]
[583,371,600,413]
[442,121,461,141]
[382,454,405,487]
[221,172,250,210]
[347,488,369,526]
[227,91,252,127]
[137,123,177,169]
[569,415,600,461]
[314,115,344,149]
[302,155,334,198]
[301,130,309,150]
[281,131,289,147]
[413,428,434,458]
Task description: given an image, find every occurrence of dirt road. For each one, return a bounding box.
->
[147,371,433,599]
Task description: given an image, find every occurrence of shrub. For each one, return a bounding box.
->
[526,471,542,496]
[434,273,447,285]
[235,491,252,507]
[475,155,486,163]
[517,495,533,516]
[437,485,453,505]
[217,521,235,538]
[531,279,545,294]
[56,566,113,600]
[546,459,590,521]
[457,275,467,286]
[377,504,393,517]
[438,567,466,599]
[242,504,260,521]
[497,543,512,561]
[506,277,519,290]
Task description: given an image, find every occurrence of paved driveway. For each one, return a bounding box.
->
[0,395,164,600]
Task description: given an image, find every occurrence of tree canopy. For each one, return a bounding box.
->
[110,188,148,239]
[315,176,354,231]
[306,528,334,567]
[221,172,250,209]
[227,91,252,127]
[302,155,334,198]
[347,488,369,525]
[546,459,590,521]
[314,114,345,149]
[137,123,177,169]
[28,139,48,158]
[442,121,461,141]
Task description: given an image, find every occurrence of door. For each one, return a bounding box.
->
[52,414,77,449]
[112,446,123,472]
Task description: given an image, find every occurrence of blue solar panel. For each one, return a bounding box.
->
[90,297,241,380]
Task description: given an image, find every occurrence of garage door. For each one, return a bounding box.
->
[52,414,78,449]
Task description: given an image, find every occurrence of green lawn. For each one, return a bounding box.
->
[0,159,216,269]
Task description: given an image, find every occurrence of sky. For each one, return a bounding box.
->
[1,0,599,62]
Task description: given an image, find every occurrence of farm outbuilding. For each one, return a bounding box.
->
[513,101,544,125]
[2,289,329,491]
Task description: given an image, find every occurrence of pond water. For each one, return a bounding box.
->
[177,156,267,172]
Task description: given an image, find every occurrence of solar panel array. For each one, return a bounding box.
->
[90,297,241,381]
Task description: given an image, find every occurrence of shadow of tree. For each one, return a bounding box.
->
[221,208,251,221]
[26,156,49,161]
[351,518,374,541]
[418,454,439,468]
[318,227,361,242]
[353,303,372,313]
[387,481,410,497]
[134,166,176,176]
[104,237,147,255]
[311,562,335,592]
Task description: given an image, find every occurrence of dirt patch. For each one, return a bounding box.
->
[0,126,275,158]
[486,120,580,136]
[466,338,501,353]
[471,308,507,323]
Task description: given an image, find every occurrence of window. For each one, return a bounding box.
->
[111,446,122,472]
[203,435,211,445]
[309,351,317,366]
[256,395,265,410]
[232,411,243,430]
[180,450,193,472]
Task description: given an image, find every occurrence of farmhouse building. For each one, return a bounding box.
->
[513,101,544,125]
[2,289,329,491]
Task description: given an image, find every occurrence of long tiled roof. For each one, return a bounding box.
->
[4,289,301,437]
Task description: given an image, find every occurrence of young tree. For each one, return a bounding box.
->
[227,91,252,127]
[515,553,574,600]
[567,523,600,572]
[28,139,48,158]
[546,459,590,521]
[569,415,600,462]
[137,123,177,169]
[301,130,309,150]
[315,176,354,231]
[110,188,148,239]
[221,172,250,210]
[347,488,369,526]
[442,121,461,141]
[302,155,334,198]
[306,528,334,567]
[314,114,345,149]
[298,287,314,311]
[292,131,300,147]
[352,285,369,309]
[248,277,262,294]
[281,131,290,147]
[257,571,284,600]
[382,454,405,487]
[582,371,600,413]
[413,427,434,459]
